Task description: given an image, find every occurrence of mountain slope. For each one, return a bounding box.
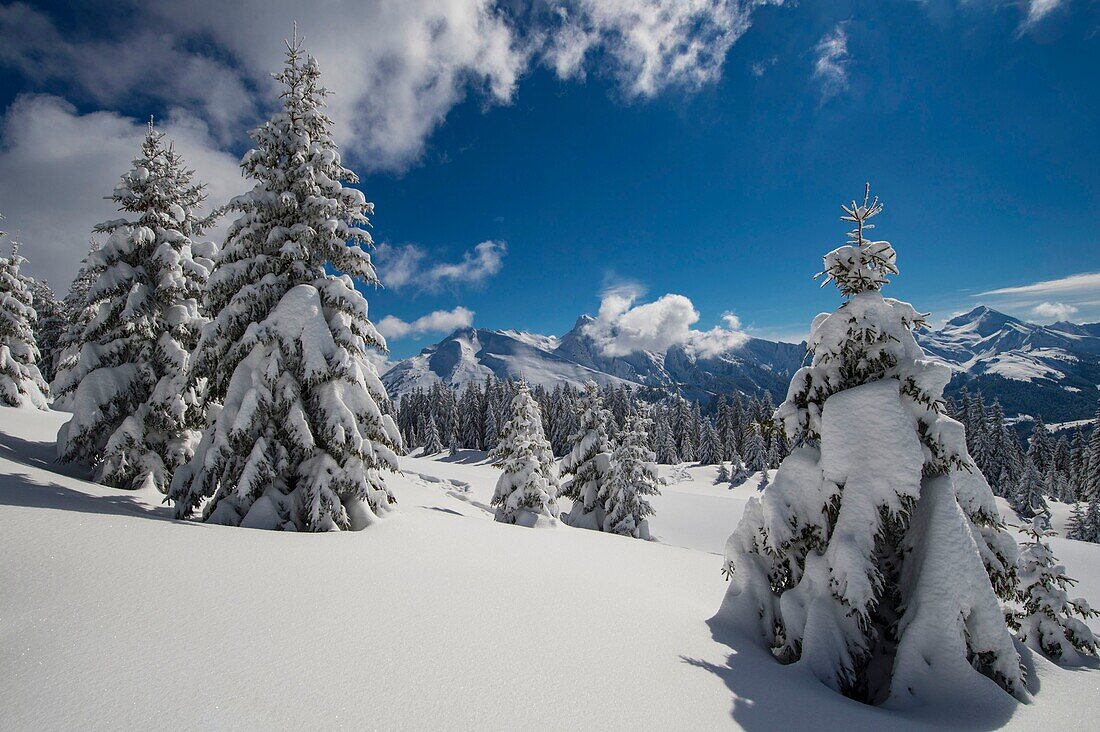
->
[383,306,1100,421]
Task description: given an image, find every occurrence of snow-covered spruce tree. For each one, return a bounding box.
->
[605,415,660,539]
[26,278,64,383]
[1014,517,1098,661]
[1013,460,1049,521]
[51,240,103,405]
[716,461,731,483]
[716,184,1024,706]
[168,36,401,530]
[420,411,443,455]
[55,123,216,491]
[741,422,767,474]
[0,230,49,409]
[560,380,612,529]
[489,381,560,526]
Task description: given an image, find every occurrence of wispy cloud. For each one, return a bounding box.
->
[978,272,1100,299]
[375,240,507,294]
[812,22,850,102]
[1019,0,1066,33]
[377,306,475,340]
[974,271,1100,324]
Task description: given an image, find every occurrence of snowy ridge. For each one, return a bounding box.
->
[385,306,1100,422]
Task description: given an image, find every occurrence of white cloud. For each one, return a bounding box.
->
[1,1,782,171]
[1020,0,1065,32]
[376,240,507,292]
[0,94,245,289]
[1031,302,1079,321]
[541,0,783,98]
[583,286,748,357]
[812,22,850,102]
[377,306,475,340]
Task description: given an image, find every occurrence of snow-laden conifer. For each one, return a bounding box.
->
[1014,517,1097,661]
[560,380,612,529]
[55,123,216,491]
[605,415,660,539]
[490,381,560,526]
[168,34,400,530]
[717,185,1024,706]
[1013,460,1049,521]
[0,224,49,409]
[26,278,64,383]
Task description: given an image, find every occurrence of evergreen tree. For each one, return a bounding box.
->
[52,239,103,405]
[26,278,64,383]
[605,415,660,539]
[741,422,767,473]
[1086,404,1100,502]
[420,412,444,455]
[560,380,612,529]
[654,407,679,464]
[169,35,401,529]
[1013,460,1050,521]
[0,227,49,409]
[56,122,216,492]
[716,461,731,483]
[718,185,1023,705]
[1066,500,1086,541]
[490,382,560,526]
[1027,418,1054,475]
[1014,517,1097,661]
[697,418,721,465]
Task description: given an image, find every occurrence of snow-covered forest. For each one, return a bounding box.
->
[2,27,1100,732]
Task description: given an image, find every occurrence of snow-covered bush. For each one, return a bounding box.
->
[168,35,401,530]
[716,185,1024,707]
[605,415,660,539]
[55,123,216,491]
[560,380,612,530]
[1014,517,1097,662]
[490,381,560,526]
[0,224,49,409]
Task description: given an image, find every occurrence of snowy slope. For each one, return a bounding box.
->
[3,406,1100,729]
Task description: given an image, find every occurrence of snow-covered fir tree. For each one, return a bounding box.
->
[420,412,444,455]
[490,381,560,526]
[717,185,1024,706]
[0,226,49,409]
[560,380,612,529]
[697,418,721,465]
[604,415,660,539]
[169,35,401,530]
[716,461,731,483]
[1013,460,1049,521]
[741,422,767,474]
[728,451,750,486]
[26,278,64,383]
[1014,517,1097,661]
[52,240,103,404]
[55,122,216,492]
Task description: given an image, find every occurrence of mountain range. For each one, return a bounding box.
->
[382,306,1100,423]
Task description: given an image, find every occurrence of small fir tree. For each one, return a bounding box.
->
[490,382,560,526]
[1014,517,1098,661]
[605,416,660,539]
[0,228,49,409]
[560,380,612,529]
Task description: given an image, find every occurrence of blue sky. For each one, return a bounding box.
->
[1,1,1097,359]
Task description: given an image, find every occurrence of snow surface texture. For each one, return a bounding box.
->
[3,406,1100,729]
